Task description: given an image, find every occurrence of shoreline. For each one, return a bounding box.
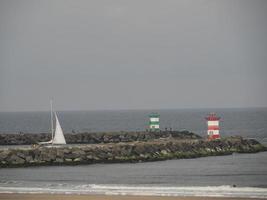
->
[0,193,264,200]
[1,184,266,199]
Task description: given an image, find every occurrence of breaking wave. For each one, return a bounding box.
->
[0,183,267,198]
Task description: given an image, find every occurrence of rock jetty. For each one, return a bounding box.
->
[0,131,200,145]
[0,132,266,167]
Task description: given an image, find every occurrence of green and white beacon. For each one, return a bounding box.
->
[149,113,160,131]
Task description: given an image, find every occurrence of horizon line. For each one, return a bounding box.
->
[1,106,267,113]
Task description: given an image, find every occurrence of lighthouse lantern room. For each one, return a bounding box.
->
[149,113,160,131]
[205,113,220,140]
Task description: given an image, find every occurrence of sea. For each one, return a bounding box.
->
[0,108,267,198]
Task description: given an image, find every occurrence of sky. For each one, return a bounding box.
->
[0,0,267,112]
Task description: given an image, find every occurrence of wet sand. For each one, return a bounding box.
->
[0,194,263,200]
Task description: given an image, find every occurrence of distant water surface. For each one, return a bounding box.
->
[0,108,267,141]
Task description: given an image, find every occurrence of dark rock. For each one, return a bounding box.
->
[7,155,25,165]
[0,136,265,168]
[0,131,202,145]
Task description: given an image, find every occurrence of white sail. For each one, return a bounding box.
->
[52,112,66,144]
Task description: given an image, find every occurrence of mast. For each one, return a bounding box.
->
[50,100,54,142]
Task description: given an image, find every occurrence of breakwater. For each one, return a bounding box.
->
[0,131,200,145]
[0,136,265,168]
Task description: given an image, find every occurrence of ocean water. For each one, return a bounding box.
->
[0,152,267,198]
[0,108,267,140]
[0,108,267,198]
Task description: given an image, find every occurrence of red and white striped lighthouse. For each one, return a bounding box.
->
[205,113,220,140]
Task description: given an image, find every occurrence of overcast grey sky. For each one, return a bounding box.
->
[0,0,267,111]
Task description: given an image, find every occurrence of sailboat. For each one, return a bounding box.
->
[39,101,66,145]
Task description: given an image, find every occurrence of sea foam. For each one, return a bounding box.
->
[0,184,267,198]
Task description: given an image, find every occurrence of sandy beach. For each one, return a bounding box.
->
[0,194,264,200]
